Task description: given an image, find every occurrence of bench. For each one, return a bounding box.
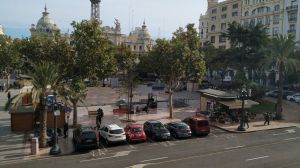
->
[88,110,98,116]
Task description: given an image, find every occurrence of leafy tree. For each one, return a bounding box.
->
[265,35,300,119]
[0,35,22,90]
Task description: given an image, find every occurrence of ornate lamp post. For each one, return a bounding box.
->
[237,85,251,131]
[50,91,61,155]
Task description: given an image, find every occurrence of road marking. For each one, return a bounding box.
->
[284,137,300,141]
[246,156,269,162]
[126,163,151,168]
[273,129,296,136]
[224,145,245,150]
[140,157,168,163]
[165,141,175,146]
[80,150,136,163]
[128,144,136,149]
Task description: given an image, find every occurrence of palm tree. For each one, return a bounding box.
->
[11,62,60,148]
[267,35,300,119]
[57,81,87,127]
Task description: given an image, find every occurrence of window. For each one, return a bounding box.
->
[233,3,238,9]
[244,20,249,26]
[257,17,263,24]
[265,16,270,25]
[273,15,279,24]
[274,5,280,11]
[211,16,216,21]
[252,9,256,15]
[250,19,256,26]
[288,13,297,21]
[232,12,238,17]
[211,25,216,32]
[134,45,136,50]
[273,27,279,35]
[221,14,227,19]
[244,11,249,16]
[266,7,271,12]
[258,7,264,14]
[219,35,226,43]
[222,6,227,12]
[212,8,217,14]
[211,36,215,43]
[139,45,143,51]
[290,24,296,30]
[221,23,226,31]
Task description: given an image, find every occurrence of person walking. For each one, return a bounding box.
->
[96,108,104,129]
[7,90,11,101]
[63,122,69,138]
[264,112,270,125]
[244,112,249,128]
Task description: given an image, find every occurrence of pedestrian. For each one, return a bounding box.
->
[244,112,249,128]
[63,122,69,138]
[7,90,11,101]
[264,112,270,125]
[96,115,101,129]
[97,108,104,118]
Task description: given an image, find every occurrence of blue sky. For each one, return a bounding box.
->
[0,0,208,39]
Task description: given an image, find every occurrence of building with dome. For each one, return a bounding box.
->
[0,24,4,35]
[30,5,60,37]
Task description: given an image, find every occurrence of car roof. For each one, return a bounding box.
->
[127,124,143,128]
[80,126,95,132]
[192,117,208,121]
[169,122,188,126]
[107,124,123,130]
[146,120,162,124]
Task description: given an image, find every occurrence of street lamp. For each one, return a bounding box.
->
[237,85,251,131]
[50,91,61,155]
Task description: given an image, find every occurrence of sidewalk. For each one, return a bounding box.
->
[211,121,299,133]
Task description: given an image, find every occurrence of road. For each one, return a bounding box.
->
[2,127,300,168]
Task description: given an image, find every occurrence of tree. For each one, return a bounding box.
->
[266,35,300,119]
[0,35,22,90]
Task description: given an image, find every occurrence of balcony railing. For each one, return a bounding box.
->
[288,17,297,21]
[286,5,298,10]
[288,29,296,33]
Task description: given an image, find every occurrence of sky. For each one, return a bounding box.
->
[0,0,209,39]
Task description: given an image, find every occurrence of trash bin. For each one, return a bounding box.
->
[31,137,39,155]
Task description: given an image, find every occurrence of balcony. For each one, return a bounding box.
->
[288,29,296,33]
[288,17,297,22]
[286,5,298,11]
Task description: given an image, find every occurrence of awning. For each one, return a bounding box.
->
[218,100,259,109]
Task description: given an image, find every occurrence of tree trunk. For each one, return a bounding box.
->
[72,100,78,127]
[40,96,48,148]
[168,88,173,119]
[276,62,284,120]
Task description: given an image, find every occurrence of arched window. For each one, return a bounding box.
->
[245,11,249,16]
[274,5,280,11]
[211,25,216,32]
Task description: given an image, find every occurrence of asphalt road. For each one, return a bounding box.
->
[2,127,300,168]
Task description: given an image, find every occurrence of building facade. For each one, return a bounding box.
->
[199,0,242,49]
[0,25,4,35]
[30,6,60,37]
[200,0,300,46]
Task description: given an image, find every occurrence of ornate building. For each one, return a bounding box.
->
[0,24,4,35]
[199,0,242,49]
[30,5,60,37]
[282,0,300,41]
[89,0,153,55]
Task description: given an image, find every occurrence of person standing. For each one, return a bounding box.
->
[96,108,104,129]
[7,90,11,101]
[63,122,69,138]
[264,112,270,125]
[244,112,249,128]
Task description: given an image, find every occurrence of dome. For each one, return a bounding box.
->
[34,6,59,34]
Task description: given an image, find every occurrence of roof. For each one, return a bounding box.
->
[107,124,122,130]
[147,120,162,124]
[198,89,236,99]
[218,100,259,109]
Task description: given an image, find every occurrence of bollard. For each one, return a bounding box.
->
[31,137,39,155]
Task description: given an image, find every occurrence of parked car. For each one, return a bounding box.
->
[287,93,300,101]
[182,117,210,136]
[99,124,126,145]
[124,124,147,143]
[265,90,278,97]
[165,122,191,139]
[143,120,170,141]
[283,91,295,99]
[295,96,300,104]
[73,125,99,151]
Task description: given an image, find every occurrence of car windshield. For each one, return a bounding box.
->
[130,128,142,132]
[82,132,96,139]
[152,123,164,129]
[109,129,124,134]
[177,125,189,129]
[197,121,209,127]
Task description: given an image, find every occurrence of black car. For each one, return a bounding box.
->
[143,120,170,141]
[165,122,192,139]
[73,125,99,151]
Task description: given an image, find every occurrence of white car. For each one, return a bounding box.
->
[286,93,300,101]
[99,124,126,145]
[295,96,300,104]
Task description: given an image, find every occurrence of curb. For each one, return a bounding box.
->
[211,124,297,133]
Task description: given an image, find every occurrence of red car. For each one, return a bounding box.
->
[182,116,210,136]
[124,124,147,143]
